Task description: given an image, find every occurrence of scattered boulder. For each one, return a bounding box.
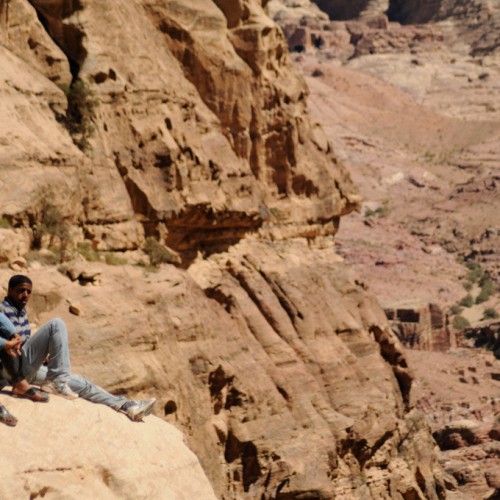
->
[490,425,500,441]
[9,256,27,271]
[69,304,82,316]
[0,229,30,263]
[60,260,102,286]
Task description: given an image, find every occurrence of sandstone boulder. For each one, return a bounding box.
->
[0,229,31,263]
[490,425,500,442]
[0,395,217,499]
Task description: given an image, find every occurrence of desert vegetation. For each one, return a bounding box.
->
[60,79,98,151]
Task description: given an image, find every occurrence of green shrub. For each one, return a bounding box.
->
[465,261,480,271]
[482,308,499,320]
[463,281,473,291]
[479,276,495,294]
[0,217,11,228]
[476,288,491,304]
[62,79,98,151]
[34,199,70,263]
[476,278,495,304]
[450,304,463,315]
[459,294,474,308]
[104,252,128,266]
[145,237,180,266]
[76,242,100,261]
[77,242,127,266]
[364,206,388,218]
[452,315,471,330]
[466,266,484,284]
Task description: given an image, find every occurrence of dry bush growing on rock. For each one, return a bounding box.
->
[459,294,474,308]
[33,198,71,263]
[145,237,181,266]
[60,79,99,151]
[482,308,499,320]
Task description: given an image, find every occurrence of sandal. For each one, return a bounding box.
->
[12,387,49,403]
[0,405,18,426]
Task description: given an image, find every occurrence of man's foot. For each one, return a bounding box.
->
[12,387,49,403]
[120,398,156,422]
[40,381,79,400]
[0,405,17,426]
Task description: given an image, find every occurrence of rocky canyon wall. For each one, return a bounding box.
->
[0,0,445,498]
[300,0,499,54]
[0,0,359,262]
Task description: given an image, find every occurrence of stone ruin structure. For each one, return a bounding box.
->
[385,301,455,351]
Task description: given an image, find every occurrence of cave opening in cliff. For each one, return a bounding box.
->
[311,0,371,20]
[310,0,441,24]
[386,0,407,23]
[28,0,87,81]
[386,0,441,24]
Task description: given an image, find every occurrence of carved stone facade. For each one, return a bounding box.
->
[385,301,455,351]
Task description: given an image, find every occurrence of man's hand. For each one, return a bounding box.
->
[5,334,22,357]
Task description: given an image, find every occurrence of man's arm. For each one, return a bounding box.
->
[0,315,22,356]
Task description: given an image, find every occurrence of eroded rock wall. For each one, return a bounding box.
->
[4,245,445,499]
[0,0,359,263]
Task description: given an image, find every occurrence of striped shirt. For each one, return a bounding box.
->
[0,297,31,344]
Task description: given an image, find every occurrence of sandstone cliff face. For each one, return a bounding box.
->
[1,0,359,262]
[268,1,500,497]
[0,0,444,498]
[0,255,444,499]
[0,395,217,499]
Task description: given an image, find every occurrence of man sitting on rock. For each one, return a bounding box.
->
[0,275,156,422]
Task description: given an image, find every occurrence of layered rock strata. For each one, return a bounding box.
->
[0,250,444,498]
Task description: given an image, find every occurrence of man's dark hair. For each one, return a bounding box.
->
[8,275,32,290]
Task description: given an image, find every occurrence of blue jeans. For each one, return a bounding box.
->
[21,318,71,385]
[22,319,127,410]
[31,366,127,410]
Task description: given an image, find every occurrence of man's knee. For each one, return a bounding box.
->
[48,318,67,334]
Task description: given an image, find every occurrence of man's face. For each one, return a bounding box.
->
[8,282,32,310]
